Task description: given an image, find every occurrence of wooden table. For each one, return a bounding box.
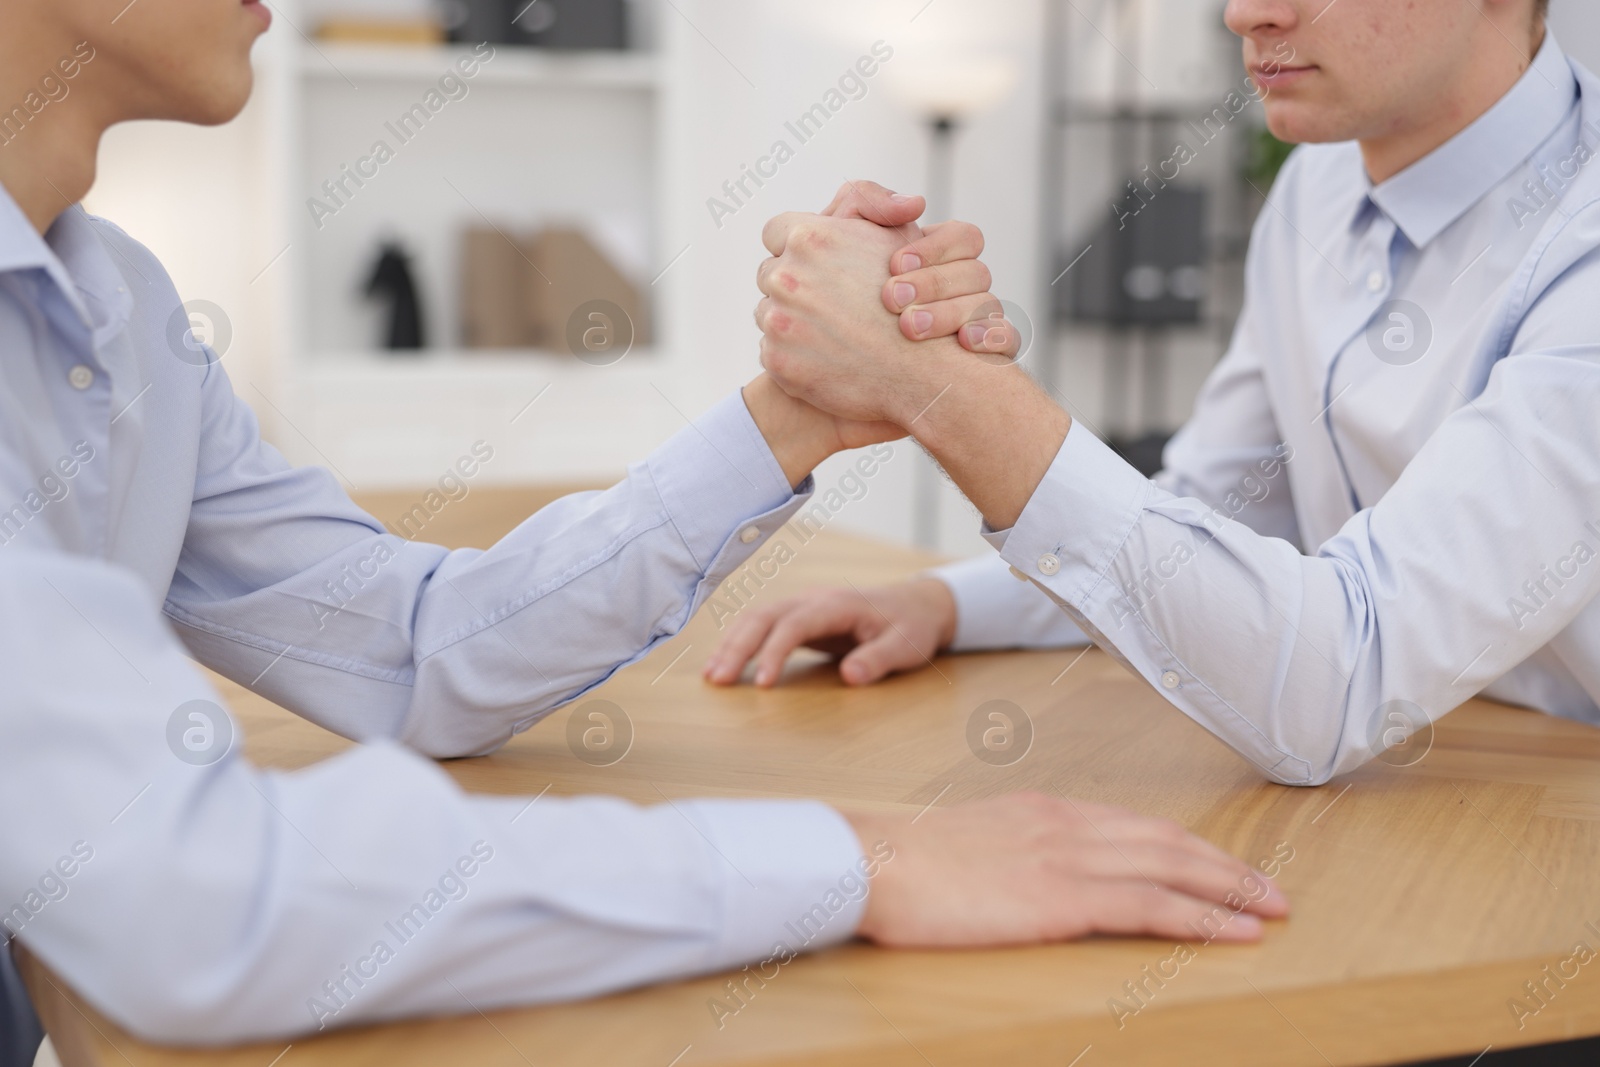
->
[20,489,1600,1066]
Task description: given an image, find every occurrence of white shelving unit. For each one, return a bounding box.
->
[249,1,691,485]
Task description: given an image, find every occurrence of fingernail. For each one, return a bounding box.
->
[900,253,922,272]
[755,669,772,687]
[842,662,865,684]
[963,323,988,348]
[911,310,934,335]
[893,282,917,309]
[890,193,914,203]
[1232,913,1263,936]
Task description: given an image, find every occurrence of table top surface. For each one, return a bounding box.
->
[22,489,1600,1067]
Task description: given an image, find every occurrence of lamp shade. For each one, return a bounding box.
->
[883,53,1019,119]
[779,0,1024,119]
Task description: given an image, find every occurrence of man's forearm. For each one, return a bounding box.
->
[742,374,842,489]
[904,350,1072,531]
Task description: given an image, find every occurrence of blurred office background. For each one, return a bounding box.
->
[83,0,1600,560]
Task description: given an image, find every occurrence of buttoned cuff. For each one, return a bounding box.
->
[646,390,814,590]
[987,419,1155,614]
[677,800,870,965]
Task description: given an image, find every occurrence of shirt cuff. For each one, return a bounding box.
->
[927,555,1091,652]
[645,389,814,585]
[677,799,871,966]
[985,419,1154,610]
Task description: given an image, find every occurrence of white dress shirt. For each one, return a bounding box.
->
[935,33,1600,786]
[0,181,868,1048]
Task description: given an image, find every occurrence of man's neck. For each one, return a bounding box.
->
[1360,23,1547,185]
[0,25,107,236]
[0,131,100,237]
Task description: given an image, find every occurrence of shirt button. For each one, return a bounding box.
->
[67,365,95,390]
[738,526,760,544]
[1161,670,1181,690]
[1366,271,1385,293]
[1037,554,1061,576]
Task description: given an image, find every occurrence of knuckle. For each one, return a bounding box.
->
[756,299,795,338]
[763,344,799,383]
[766,307,796,339]
[794,222,831,253]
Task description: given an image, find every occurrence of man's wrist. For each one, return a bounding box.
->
[905,361,1071,531]
[741,374,840,489]
[909,577,959,651]
[880,341,974,431]
[839,808,895,941]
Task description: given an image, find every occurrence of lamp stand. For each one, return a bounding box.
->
[912,114,959,550]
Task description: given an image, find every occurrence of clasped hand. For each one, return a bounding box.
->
[755,180,1022,429]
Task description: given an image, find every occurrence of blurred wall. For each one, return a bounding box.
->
[1551,0,1600,70]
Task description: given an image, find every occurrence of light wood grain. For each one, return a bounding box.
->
[20,488,1600,1066]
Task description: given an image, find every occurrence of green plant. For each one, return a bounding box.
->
[1246,126,1295,191]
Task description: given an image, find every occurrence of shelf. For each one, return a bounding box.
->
[299,43,660,91]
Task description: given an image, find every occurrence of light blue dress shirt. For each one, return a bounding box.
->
[0,181,869,1048]
[936,33,1600,786]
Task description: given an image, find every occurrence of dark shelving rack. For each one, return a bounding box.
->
[1036,0,1260,474]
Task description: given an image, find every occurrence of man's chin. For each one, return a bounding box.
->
[1262,104,1350,147]
[175,72,255,127]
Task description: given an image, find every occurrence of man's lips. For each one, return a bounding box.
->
[243,0,272,29]
[1251,64,1316,90]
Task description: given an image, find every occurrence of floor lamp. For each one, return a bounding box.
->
[887,60,1017,549]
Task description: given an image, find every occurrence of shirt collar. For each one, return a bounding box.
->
[0,178,134,343]
[1364,31,1577,248]
[0,178,55,275]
